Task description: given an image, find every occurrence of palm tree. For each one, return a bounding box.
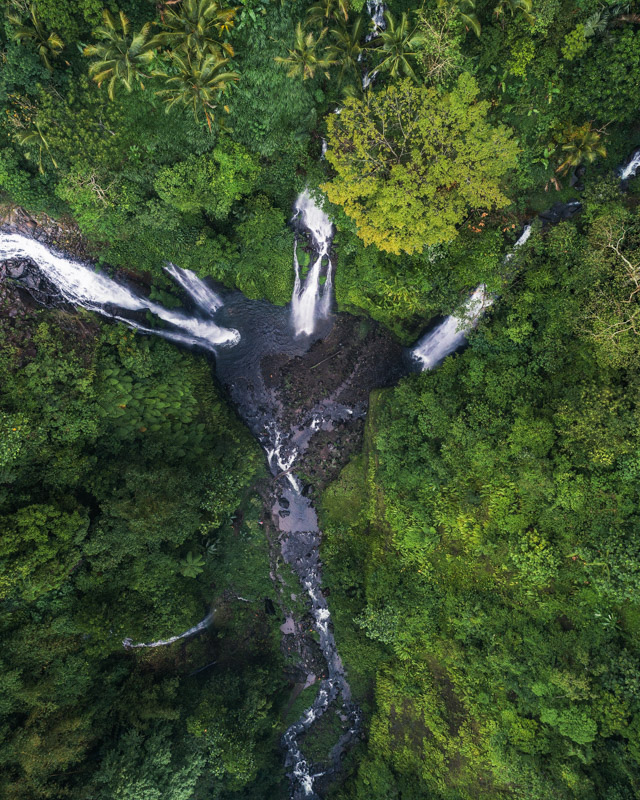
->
[305,0,350,28]
[555,123,607,176]
[179,551,205,578]
[155,51,239,129]
[371,11,426,81]
[494,0,535,25]
[8,4,64,71]
[325,15,367,88]
[150,0,238,59]
[438,0,481,37]
[84,10,157,100]
[16,123,58,174]
[275,22,333,81]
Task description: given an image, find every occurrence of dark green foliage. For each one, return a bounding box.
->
[0,305,285,799]
[2,0,640,797]
[567,28,640,124]
[154,136,259,219]
[324,212,640,799]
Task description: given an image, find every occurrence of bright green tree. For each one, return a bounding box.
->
[84,10,157,100]
[323,74,518,254]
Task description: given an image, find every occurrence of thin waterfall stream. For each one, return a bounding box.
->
[2,146,638,798]
[411,224,533,369]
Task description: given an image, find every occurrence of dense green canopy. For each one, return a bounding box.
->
[1,0,640,797]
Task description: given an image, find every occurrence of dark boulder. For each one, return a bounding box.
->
[538,201,582,226]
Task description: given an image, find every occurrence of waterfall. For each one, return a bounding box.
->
[619,147,640,181]
[412,224,532,370]
[164,263,224,313]
[504,223,533,260]
[295,1,386,337]
[123,612,214,649]
[0,232,239,349]
[366,0,386,30]
[362,0,386,89]
[411,285,492,370]
[291,191,334,337]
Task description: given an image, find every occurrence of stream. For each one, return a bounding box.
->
[2,147,639,798]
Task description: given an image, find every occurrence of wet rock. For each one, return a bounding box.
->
[538,201,582,225]
[570,165,586,187]
[280,616,296,635]
[7,261,25,279]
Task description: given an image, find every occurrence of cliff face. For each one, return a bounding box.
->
[0,205,93,256]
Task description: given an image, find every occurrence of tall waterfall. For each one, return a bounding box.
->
[291,191,334,337]
[619,147,640,181]
[0,233,239,350]
[366,0,386,30]
[411,285,492,371]
[412,224,532,370]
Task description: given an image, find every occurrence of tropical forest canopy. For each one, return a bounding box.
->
[0,0,639,797]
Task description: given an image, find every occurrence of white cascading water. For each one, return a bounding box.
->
[366,0,386,29]
[266,426,301,491]
[291,190,334,337]
[362,1,386,89]
[412,224,532,370]
[619,147,640,181]
[411,284,492,370]
[164,263,224,313]
[0,232,239,349]
[504,223,532,260]
[122,612,214,649]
